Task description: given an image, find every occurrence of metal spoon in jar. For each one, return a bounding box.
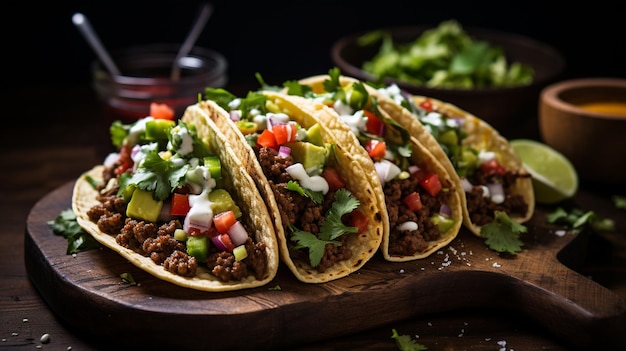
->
[72,12,121,77]
[170,3,214,81]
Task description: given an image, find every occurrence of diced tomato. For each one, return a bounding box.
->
[255,129,278,150]
[150,102,175,120]
[403,191,423,212]
[214,233,236,251]
[364,139,386,160]
[322,167,345,191]
[364,110,385,136]
[272,123,297,145]
[187,226,205,237]
[114,144,134,175]
[419,172,442,197]
[344,210,369,234]
[205,226,220,238]
[418,99,433,112]
[170,193,191,216]
[213,210,237,234]
[480,159,506,176]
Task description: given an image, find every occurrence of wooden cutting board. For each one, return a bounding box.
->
[25,181,625,351]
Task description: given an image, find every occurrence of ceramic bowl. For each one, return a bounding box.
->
[539,78,626,185]
[331,25,566,137]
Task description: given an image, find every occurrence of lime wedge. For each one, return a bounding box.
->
[509,139,579,204]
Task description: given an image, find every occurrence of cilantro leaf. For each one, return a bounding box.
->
[47,209,100,254]
[290,226,341,268]
[547,207,615,233]
[202,87,237,111]
[391,328,428,351]
[319,188,360,241]
[110,120,131,148]
[128,148,188,201]
[613,195,626,210]
[288,188,360,267]
[481,211,526,254]
[286,180,324,204]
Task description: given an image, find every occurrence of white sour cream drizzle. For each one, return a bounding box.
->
[285,163,329,194]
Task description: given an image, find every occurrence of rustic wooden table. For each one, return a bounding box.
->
[2,86,625,351]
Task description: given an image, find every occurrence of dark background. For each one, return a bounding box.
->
[4,0,626,92]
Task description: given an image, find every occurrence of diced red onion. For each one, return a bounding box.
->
[461,177,473,192]
[375,161,390,185]
[158,202,176,222]
[228,221,248,246]
[103,152,119,168]
[408,164,420,175]
[266,113,290,131]
[229,110,241,122]
[278,145,291,158]
[183,215,209,234]
[487,183,504,204]
[211,234,229,251]
[439,203,452,216]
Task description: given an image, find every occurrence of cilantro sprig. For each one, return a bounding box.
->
[47,209,100,254]
[290,188,360,267]
[480,211,527,255]
[391,328,427,351]
[547,207,615,234]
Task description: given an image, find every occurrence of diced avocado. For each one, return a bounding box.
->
[121,184,136,203]
[234,121,257,135]
[306,123,324,146]
[208,189,242,218]
[204,155,222,182]
[457,147,478,176]
[126,188,163,223]
[286,141,327,174]
[439,129,458,147]
[145,119,175,141]
[174,229,188,241]
[233,245,248,261]
[186,236,208,262]
[431,213,455,234]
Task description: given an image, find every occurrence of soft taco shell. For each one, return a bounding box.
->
[295,75,464,262]
[374,92,535,236]
[192,93,384,282]
[72,108,280,292]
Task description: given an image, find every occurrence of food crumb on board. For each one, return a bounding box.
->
[492,262,502,268]
[40,333,51,344]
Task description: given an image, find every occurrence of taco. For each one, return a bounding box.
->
[194,89,385,282]
[367,82,535,237]
[282,69,464,262]
[72,108,279,292]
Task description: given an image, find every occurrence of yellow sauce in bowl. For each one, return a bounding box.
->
[576,101,626,116]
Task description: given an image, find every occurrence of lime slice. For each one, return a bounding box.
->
[509,139,579,204]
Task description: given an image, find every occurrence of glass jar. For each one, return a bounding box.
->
[92,43,228,124]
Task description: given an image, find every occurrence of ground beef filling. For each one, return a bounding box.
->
[85,168,268,282]
[465,169,531,226]
[384,176,443,256]
[256,146,353,273]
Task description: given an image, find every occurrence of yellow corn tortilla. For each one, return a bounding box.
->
[192,92,385,282]
[72,108,280,292]
[293,75,464,262]
[373,90,535,236]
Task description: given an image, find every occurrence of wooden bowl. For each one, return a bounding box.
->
[539,78,626,185]
[331,25,566,137]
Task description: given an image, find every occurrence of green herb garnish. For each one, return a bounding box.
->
[481,211,527,254]
[290,188,360,267]
[47,209,100,254]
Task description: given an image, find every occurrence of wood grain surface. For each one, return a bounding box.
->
[24,181,626,351]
